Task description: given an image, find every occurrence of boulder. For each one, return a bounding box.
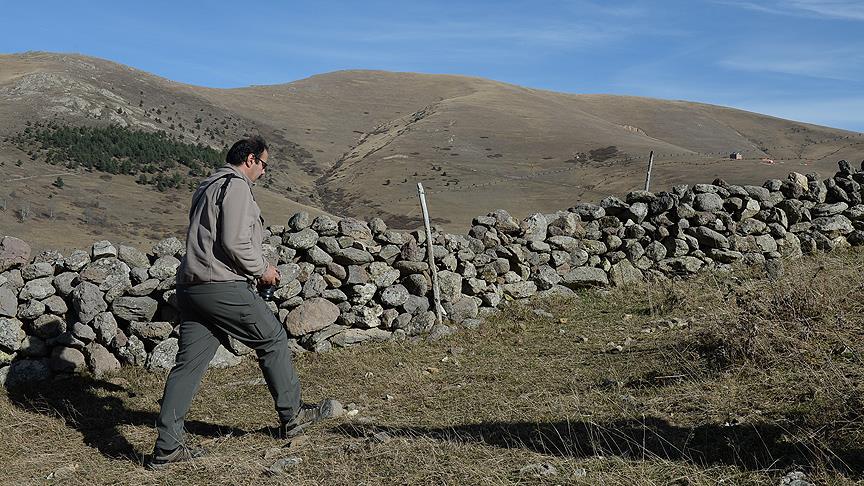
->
[85,342,120,377]
[0,236,31,272]
[148,337,179,370]
[284,298,340,336]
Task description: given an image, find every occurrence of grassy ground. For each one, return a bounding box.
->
[4,250,864,485]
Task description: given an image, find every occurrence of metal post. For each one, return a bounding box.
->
[417,183,444,325]
[644,150,655,192]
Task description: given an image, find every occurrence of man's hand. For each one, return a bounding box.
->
[259,264,280,286]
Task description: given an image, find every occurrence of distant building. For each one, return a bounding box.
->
[730,152,743,160]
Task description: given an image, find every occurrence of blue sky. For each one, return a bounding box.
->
[2,0,862,131]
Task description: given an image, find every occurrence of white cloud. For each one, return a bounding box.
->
[718,43,864,80]
[717,0,864,20]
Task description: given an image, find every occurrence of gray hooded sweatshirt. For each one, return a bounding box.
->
[176,164,267,284]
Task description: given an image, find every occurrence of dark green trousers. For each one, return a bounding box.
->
[154,281,301,452]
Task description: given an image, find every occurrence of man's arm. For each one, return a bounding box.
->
[218,181,268,278]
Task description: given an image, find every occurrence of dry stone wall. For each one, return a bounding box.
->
[2,159,864,386]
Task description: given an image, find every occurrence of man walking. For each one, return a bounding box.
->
[149,136,318,468]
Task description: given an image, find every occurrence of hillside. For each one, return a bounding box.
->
[1,52,862,246]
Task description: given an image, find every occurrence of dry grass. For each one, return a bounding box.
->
[4,250,864,485]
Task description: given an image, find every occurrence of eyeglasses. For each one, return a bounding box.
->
[255,155,268,169]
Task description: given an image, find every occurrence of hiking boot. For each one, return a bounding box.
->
[146,445,207,470]
[279,402,323,438]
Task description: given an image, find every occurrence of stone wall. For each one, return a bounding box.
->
[2,159,863,386]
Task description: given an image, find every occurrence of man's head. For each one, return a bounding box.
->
[226,136,269,182]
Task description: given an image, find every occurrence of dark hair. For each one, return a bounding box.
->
[226,136,268,166]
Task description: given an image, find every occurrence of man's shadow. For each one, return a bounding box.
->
[333,417,864,476]
[5,374,247,462]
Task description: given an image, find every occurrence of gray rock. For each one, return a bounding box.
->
[31,314,66,339]
[443,297,479,323]
[368,262,400,288]
[350,283,377,305]
[209,345,242,368]
[693,193,724,212]
[334,248,374,265]
[50,346,87,372]
[331,327,390,347]
[285,228,319,250]
[534,265,562,290]
[118,246,150,270]
[302,273,327,299]
[402,295,431,315]
[0,317,24,352]
[129,321,174,342]
[284,298,340,336]
[346,265,370,285]
[288,211,312,231]
[0,236,31,272]
[812,202,848,218]
[17,335,47,358]
[319,399,345,418]
[707,249,744,263]
[62,250,90,272]
[563,267,609,287]
[811,215,854,236]
[265,456,303,475]
[151,237,184,258]
[19,277,56,300]
[148,337,179,370]
[53,272,79,298]
[381,284,409,307]
[5,359,51,386]
[393,261,428,275]
[0,287,17,318]
[520,463,558,478]
[437,271,463,302]
[117,334,147,366]
[520,213,548,241]
[71,321,97,342]
[112,296,159,322]
[658,256,704,274]
[609,260,643,287]
[128,278,160,297]
[339,218,373,241]
[85,342,120,377]
[149,255,180,280]
[691,226,729,249]
[79,257,131,298]
[311,215,338,235]
[42,295,68,315]
[91,240,117,259]
[21,262,54,280]
[91,312,119,346]
[502,281,538,298]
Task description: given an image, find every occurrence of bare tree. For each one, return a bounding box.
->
[17,202,30,222]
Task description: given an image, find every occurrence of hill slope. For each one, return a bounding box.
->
[2,52,862,245]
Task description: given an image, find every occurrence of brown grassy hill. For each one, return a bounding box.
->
[2,52,862,248]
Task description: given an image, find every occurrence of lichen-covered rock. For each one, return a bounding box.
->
[19,277,56,300]
[111,296,159,322]
[149,255,180,280]
[148,337,179,370]
[0,317,24,352]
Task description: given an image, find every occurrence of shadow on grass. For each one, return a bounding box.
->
[333,418,864,476]
[5,375,246,462]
